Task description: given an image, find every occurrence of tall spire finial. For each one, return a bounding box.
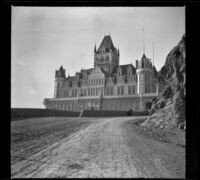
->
[152,42,154,67]
[143,28,145,54]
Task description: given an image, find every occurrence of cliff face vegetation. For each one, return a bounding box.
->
[142,35,185,130]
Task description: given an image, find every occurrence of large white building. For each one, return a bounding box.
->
[43,35,158,111]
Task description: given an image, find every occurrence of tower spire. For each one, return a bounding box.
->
[152,42,154,66]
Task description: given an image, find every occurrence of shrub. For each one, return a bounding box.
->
[126,109,133,116]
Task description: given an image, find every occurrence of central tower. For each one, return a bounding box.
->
[94,35,119,75]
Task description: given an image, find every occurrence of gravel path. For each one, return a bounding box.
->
[11,117,185,178]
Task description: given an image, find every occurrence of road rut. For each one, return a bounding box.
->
[11,117,185,178]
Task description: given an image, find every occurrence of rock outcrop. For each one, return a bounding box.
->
[142,35,185,130]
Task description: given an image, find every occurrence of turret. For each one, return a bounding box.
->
[136,54,155,95]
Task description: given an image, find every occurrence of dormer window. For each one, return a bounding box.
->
[75,72,79,81]
[117,67,122,76]
[127,66,132,75]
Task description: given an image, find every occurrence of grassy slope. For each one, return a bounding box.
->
[11,117,96,165]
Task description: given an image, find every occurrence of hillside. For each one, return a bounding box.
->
[140,35,185,144]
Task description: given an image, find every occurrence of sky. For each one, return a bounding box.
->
[11,7,185,108]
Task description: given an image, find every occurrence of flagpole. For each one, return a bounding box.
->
[143,28,145,54]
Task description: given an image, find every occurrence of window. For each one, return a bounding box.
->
[142,61,144,68]
[121,86,124,95]
[75,89,78,97]
[73,90,75,97]
[64,90,68,97]
[117,87,120,95]
[93,88,95,96]
[110,87,113,95]
[132,86,136,94]
[89,88,91,96]
[96,88,98,96]
[135,100,139,110]
[105,87,107,95]
[128,86,131,94]
[128,67,132,75]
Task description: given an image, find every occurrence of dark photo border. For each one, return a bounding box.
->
[2,0,200,179]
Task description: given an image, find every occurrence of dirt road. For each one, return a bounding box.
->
[11,117,185,178]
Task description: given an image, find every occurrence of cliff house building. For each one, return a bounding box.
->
[43,35,158,111]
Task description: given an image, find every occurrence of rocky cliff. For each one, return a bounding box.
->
[142,35,186,130]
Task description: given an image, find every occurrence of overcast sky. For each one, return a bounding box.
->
[11,7,185,108]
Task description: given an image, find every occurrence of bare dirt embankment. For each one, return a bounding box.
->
[129,118,185,147]
[11,116,185,178]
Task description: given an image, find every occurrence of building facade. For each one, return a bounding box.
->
[43,35,158,111]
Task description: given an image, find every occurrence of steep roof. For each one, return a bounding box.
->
[55,65,66,78]
[65,63,137,83]
[99,67,110,77]
[66,76,75,81]
[80,68,93,75]
[97,35,115,53]
[141,53,151,62]
[112,64,136,76]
